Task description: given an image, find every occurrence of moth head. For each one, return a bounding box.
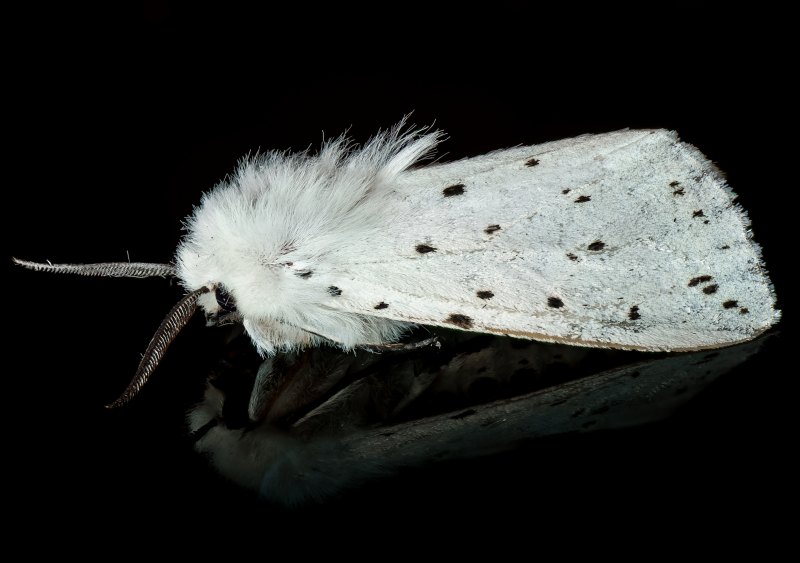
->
[177,254,323,358]
[198,283,240,326]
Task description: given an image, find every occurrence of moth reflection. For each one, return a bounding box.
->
[188,331,767,506]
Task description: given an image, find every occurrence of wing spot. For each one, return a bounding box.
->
[723,300,738,309]
[446,314,473,329]
[416,244,436,254]
[587,240,605,251]
[669,181,681,187]
[562,188,571,194]
[442,183,465,197]
[673,188,685,196]
[740,307,749,314]
[703,220,710,224]
[693,210,705,218]
[575,195,591,203]
[374,302,389,310]
[484,224,501,234]
[720,245,730,250]
[296,270,313,279]
[688,275,713,287]
[628,305,641,320]
[476,290,494,300]
[702,284,719,295]
[525,157,540,167]
[548,296,564,308]
[566,253,578,261]
[328,286,342,296]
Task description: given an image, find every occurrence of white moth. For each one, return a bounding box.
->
[14,124,780,407]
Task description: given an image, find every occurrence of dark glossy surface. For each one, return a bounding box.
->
[6,4,793,538]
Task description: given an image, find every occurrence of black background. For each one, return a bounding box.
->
[6,2,794,542]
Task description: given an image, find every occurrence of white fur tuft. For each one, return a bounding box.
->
[177,124,440,355]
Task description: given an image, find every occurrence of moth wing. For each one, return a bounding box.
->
[326,130,778,351]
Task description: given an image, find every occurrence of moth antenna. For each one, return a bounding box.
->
[106,287,209,408]
[12,258,175,278]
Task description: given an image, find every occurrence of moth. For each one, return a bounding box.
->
[14,124,780,407]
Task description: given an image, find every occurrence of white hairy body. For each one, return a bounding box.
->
[177,126,779,356]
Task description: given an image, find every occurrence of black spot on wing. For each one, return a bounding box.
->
[296,270,313,279]
[587,240,605,251]
[548,297,564,308]
[416,244,436,254]
[693,210,705,218]
[669,181,681,187]
[720,245,730,250]
[525,158,540,167]
[575,195,591,203]
[374,302,389,309]
[673,187,685,196]
[723,300,738,309]
[446,314,473,329]
[628,305,641,320]
[740,307,749,314]
[702,284,719,295]
[688,275,713,287]
[561,188,571,194]
[566,253,578,261]
[442,183,465,197]
[476,290,494,300]
[328,286,342,296]
[484,224,501,234]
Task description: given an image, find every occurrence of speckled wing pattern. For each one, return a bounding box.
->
[324,130,778,351]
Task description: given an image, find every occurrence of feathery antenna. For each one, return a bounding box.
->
[12,258,175,278]
[106,287,209,408]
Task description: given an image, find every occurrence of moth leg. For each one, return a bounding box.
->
[249,350,360,424]
[247,355,297,423]
[361,336,440,353]
[205,310,243,327]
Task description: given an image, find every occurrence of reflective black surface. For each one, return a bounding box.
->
[6,4,793,540]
